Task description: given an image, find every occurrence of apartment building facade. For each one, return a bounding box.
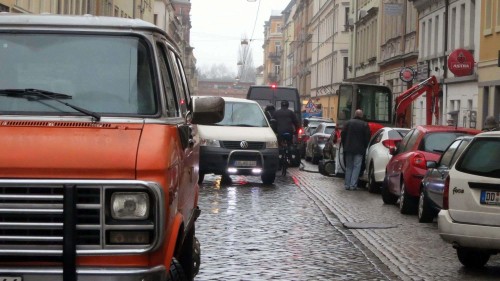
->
[410,0,479,128]
[292,0,312,104]
[478,0,500,129]
[378,1,418,128]
[347,0,382,84]
[310,0,350,120]
[269,0,492,128]
[281,0,297,87]
[263,12,284,85]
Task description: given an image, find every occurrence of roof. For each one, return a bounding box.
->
[0,14,163,34]
[193,96,258,104]
[475,131,500,138]
[415,125,481,134]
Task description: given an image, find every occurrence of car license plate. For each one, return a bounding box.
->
[0,277,22,281]
[480,191,500,205]
[234,160,256,167]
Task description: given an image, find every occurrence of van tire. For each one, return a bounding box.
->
[261,171,276,185]
[198,172,205,184]
[179,226,198,280]
[457,248,490,269]
[167,258,186,281]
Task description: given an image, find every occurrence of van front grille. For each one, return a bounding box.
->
[221,141,265,149]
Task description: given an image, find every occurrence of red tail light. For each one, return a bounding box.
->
[443,176,450,210]
[411,153,427,170]
[298,128,304,138]
[382,139,396,150]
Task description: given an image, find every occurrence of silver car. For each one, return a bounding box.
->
[305,122,336,164]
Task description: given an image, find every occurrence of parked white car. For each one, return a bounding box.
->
[196,97,279,185]
[360,127,410,193]
[438,131,500,268]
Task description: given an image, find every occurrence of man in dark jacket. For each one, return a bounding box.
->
[341,109,371,190]
[273,100,299,145]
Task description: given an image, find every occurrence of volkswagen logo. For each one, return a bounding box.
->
[240,141,249,149]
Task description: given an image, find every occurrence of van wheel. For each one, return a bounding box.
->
[179,226,197,280]
[261,171,276,185]
[221,174,232,185]
[167,257,186,281]
[198,172,205,184]
[457,248,490,268]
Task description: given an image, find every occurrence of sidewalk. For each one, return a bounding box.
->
[289,162,500,281]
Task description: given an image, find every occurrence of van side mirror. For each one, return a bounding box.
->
[190,97,225,125]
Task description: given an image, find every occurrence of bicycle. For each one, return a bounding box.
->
[279,133,293,176]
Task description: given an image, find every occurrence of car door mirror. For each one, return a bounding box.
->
[190,96,225,124]
[426,161,438,169]
[389,146,398,155]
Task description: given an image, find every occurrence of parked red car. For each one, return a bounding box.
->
[382,125,481,214]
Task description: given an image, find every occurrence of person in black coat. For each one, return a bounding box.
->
[273,100,299,145]
[340,109,371,190]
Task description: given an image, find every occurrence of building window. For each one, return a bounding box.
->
[0,4,8,12]
[343,57,348,80]
[485,0,493,35]
[274,65,280,75]
[344,7,350,31]
[496,0,500,31]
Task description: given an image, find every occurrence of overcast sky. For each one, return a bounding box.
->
[190,0,291,75]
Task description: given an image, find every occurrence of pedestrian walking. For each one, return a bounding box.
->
[341,109,371,190]
[483,115,499,131]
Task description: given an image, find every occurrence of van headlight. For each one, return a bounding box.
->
[266,140,278,149]
[111,192,150,220]
[201,138,221,147]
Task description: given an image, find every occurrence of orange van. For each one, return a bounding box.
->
[0,14,224,281]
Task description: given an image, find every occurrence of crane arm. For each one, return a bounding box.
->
[394,76,440,127]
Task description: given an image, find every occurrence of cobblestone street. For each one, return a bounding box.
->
[195,162,500,280]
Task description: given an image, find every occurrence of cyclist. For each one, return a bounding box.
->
[272,100,299,151]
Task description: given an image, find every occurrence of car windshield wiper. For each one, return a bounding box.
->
[0,88,101,121]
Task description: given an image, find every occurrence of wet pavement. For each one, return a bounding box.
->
[196,173,396,280]
[195,162,500,280]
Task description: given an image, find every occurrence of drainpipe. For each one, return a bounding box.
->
[442,0,449,125]
[133,0,137,18]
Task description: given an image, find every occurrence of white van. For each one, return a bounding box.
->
[196,97,279,184]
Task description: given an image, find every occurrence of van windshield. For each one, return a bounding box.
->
[0,33,156,115]
[215,102,268,127]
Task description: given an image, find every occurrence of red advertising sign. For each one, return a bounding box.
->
[447,49,474,77]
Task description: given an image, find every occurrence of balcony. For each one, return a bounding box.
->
[267,73,279,82]
[268,51,282,63]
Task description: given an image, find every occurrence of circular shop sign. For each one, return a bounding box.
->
[399,67,415,82]
[447,49,474,77]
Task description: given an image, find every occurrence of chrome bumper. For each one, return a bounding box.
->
[0,265,166,281]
